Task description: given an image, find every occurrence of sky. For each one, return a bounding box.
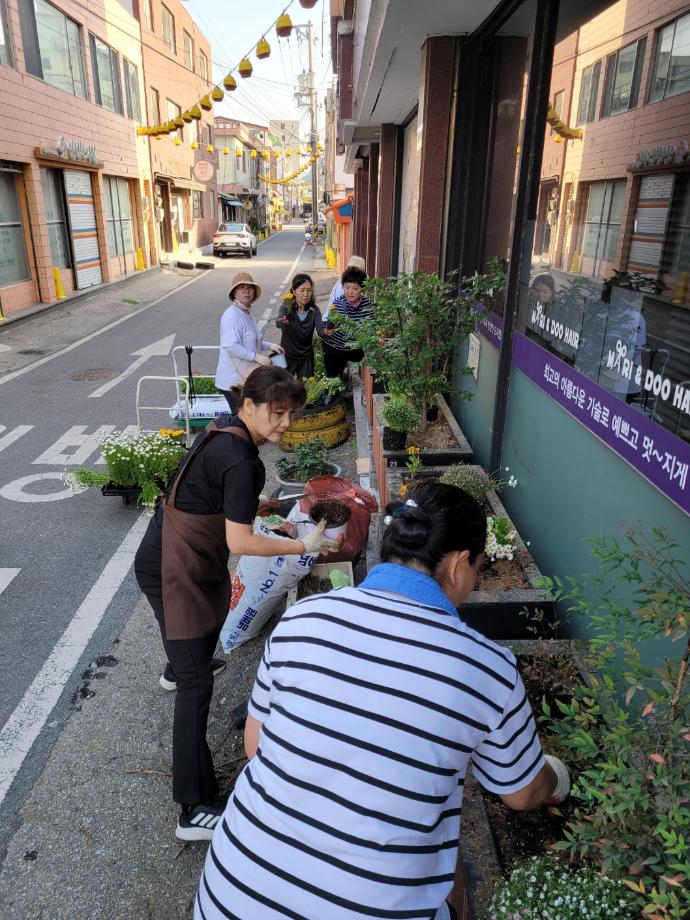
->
[183,0,334,139]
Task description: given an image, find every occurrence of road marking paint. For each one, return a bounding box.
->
[0,425,33,453]
[33,425,116,465]
[0,512,149,807]
[0,343,11,353]
[88,334,176,398]
[0,272,206,387]
[0,568,20,595]
[0,471,88,503]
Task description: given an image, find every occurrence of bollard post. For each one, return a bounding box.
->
[52,267,66,300]
[135,247,145,270]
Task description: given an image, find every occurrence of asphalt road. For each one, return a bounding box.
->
[0,224,317,862]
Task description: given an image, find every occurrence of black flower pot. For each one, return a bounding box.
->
[426,405,439,422]
[382,427,407,451]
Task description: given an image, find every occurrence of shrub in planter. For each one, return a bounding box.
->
[440,463,506,503]
[540,525,690,920]
[381,394,420,450]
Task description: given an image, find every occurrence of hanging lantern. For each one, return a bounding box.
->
[285,149,291,157]
[298,0,318,8]
[174,117,184,128]
[136,126,147,136]
[206,144,214,153]
[191,141,199,149]
[223,73,237,91]
[276,13,293,37]
[238,58,253,79]
[296,148,302,155]
[250,150,257,158]
[256,37,271,59]
[174,137,181,146]
[236,147,243,157]
[182,111,193,123]
[306,145,312,153]
[211,87,224,102]
[190,105,202,120]
[200,95,212,111]
[223,146,229,155]
[262,150,269,160]
[273,150,280,158]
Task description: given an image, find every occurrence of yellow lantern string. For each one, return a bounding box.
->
[206,144,214,153]
[223,147,229,155]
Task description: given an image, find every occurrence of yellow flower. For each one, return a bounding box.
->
[406,446,421,454]
[282,292,294,301]
[399,482,409,497]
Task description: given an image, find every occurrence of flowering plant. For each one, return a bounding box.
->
[282,291,295,302]
[405,446,422,478]
[66,430,186,506]
[486,515,516,561]
[489,855,633,920]
[304,374,344,406]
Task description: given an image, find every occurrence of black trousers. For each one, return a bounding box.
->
[286,354,314,379]
[322,342,364,379]
[135,518,220,806]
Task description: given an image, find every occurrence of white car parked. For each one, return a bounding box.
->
[213,222,258,258]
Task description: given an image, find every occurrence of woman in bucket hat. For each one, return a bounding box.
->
[215,272,284,410]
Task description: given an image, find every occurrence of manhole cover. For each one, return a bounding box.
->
[70,368,120,381]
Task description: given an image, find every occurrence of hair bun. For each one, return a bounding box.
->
[384,504,433,549]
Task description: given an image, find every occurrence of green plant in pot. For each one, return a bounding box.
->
[380,393,420,451]
[275,438,333,485]
[337,260,506,429]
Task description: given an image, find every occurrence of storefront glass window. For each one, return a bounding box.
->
[649,13,690,103]
[40,167,71,269]
[0,171,30,285]
[104,177,133,256]
[30,0,86,97]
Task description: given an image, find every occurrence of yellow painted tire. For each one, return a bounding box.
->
[280,419,350,451]
[288,398,347,432]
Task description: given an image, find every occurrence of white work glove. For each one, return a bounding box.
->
[301,520,341,556]
[254,353,272,366]
[544,754,571,804]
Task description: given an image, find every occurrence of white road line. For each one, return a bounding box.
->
[88,334,176,398]
[0,425,33,453]
[0,343,11,353]
[0,272,207,387]
[0,568,20,595]
[33,425,116,465]
[0,511,150,807]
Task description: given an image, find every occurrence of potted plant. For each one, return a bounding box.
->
[380,393,420,451]
[309,499,352,541]
[338,260,506,429]
[280,375,349,451]
[275,438,342,491]
[66,429,186,507]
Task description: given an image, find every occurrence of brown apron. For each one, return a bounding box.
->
[161,419,251,640]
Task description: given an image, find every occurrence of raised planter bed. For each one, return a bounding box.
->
[385,465,555,639]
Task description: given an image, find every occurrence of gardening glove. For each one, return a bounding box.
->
[254,353,272,366]
[544,754,571,804]
[301,520,341,556]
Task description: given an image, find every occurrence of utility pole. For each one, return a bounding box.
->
[306,20,318,225]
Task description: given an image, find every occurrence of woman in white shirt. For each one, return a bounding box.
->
[215,272,284,410]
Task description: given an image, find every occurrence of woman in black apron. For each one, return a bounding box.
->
[134,366,338,841]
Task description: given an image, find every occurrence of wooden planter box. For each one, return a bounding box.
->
[372,393,474,509]
[385,465,556,639]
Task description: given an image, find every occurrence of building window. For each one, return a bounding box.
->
[90,35,123,114]
[166,98,182,140]
[161,4,175,53]
[576,61,601,125]
[122,59,141,121]
[18,0,86,98]
[150,86,160,124]
[104,177,133,257]
[183,30,193,71]
[1,0,12,66]
[199,50,208,81]
[649,13,690,103]
[661,173,690,275]
[141,0,152,30]
[0,170,30,285]
[40,167,71,268]
[581,179,626,276]
[600,38,646,117]
[192,190,204,219]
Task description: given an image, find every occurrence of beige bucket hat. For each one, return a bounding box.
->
[228,272,262,301]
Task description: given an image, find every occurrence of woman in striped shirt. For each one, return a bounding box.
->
[322,266,374,380]
[196,482,570,920]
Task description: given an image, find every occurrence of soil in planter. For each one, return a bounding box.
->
[383,427,407,451]
[310,500,352,528]
[475,557,531,591]
[481,652,581,871]
[297,574,333,599]
[407,414,458,451]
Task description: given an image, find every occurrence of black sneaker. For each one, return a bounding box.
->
[159,657,227,691]
[176,802,223,841]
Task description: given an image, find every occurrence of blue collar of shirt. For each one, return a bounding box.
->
[359,563,458,618]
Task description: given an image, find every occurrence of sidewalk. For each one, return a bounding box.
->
[0,251,344,919]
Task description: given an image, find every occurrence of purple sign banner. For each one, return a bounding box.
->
[476,310,689,514]
[512,333,690,516]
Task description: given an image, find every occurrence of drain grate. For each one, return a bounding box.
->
[70,368,120,381]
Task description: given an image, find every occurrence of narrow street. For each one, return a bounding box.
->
[0,224,322,879]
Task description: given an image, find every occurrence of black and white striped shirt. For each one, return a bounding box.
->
[324,292,374,351]
[197,564,545,920]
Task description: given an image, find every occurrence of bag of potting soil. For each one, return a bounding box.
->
[299,476,378,563]
[219,514,319,655]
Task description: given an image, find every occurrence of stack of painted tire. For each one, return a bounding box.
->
[280,395,350,450]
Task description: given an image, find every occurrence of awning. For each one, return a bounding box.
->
[218,193,242,206]
[171,176,206,192]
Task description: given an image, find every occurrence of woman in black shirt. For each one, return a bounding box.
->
[275,272,324,378]
[134,366,338,841]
